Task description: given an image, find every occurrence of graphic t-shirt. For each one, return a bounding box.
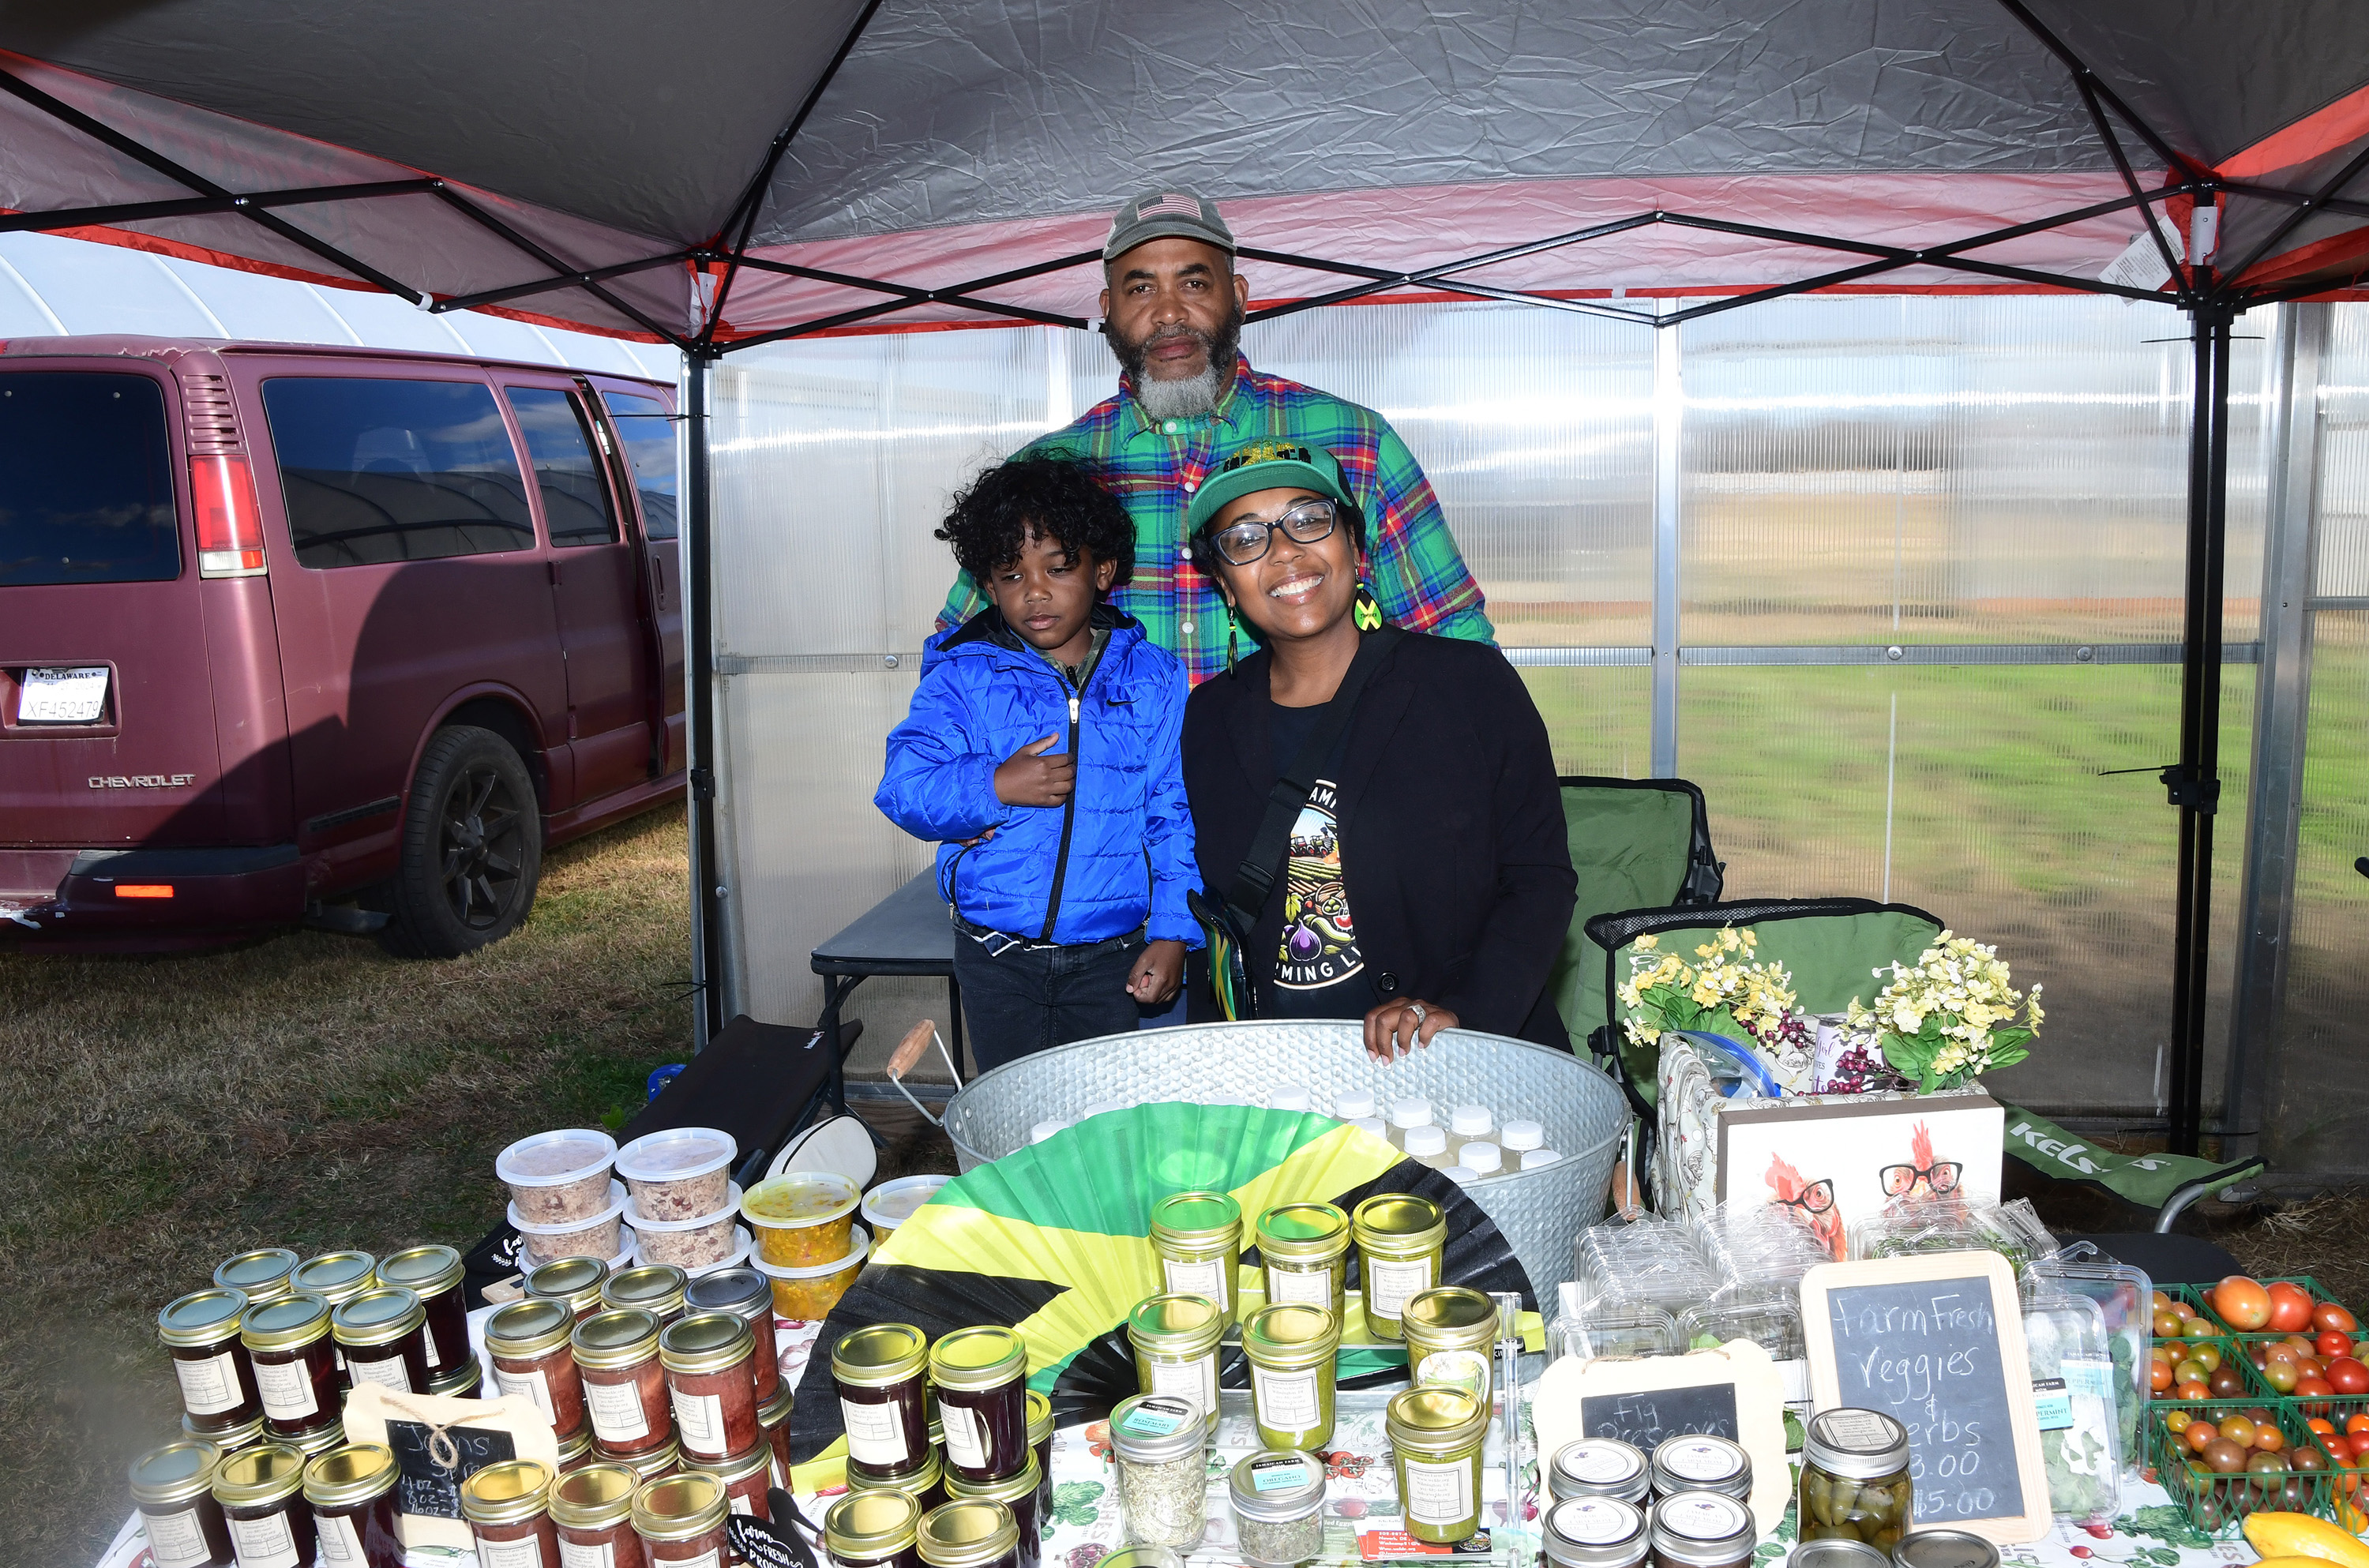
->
[1263,701,1378,1018]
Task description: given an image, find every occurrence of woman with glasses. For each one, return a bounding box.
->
[1178,441,1576,1060]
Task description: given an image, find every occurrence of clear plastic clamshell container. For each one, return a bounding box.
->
[2025,1244,2151,1483]
[1556,1293,1680,1362]
[1676,1292,1808,1406]
[2022,1289,2123,1526]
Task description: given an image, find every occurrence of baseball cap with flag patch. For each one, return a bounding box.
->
[1104,186,1236,263]
[1185,440,1364,547]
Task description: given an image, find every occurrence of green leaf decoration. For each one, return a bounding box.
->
[1049,1480,1106,1527]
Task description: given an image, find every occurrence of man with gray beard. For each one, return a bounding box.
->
[935,187,1492,685]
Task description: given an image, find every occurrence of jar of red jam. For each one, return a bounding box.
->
[215,1250,301,1307]
[659,1312,759,1463]
[302,1442,404,1568]
[212,1442,315,1568]
[292,1253,379,1391]
[682,1442,774,1520]
[574,1310,669,1457]
[916,1499,1021,1568]
[609,1436,682,1485]
[239,1296,340,1442]
[632,1472,734,1568]
[289,1423,351,1463]
[531,1257,615,1322]
[603,1265,689,1326]
[187,1413,266,1453]
[850,1448,946,1515]
[377,1245,471,1379]
[686,1268,779,1403]
[943,1454,1043,1568]
[463,1459,561,1568]
[131,1439,231,1568]
[432,1360,485,1400]
[551,1464,649,1568]
[558,1427,596,1474]
[825,1489,923,1568]
[1023,1390,1052,1510]
[833,1325,932,1476]
[489,1299,589,1438]
[332,1288,433,1396]
[757,1384,794,1490]
[929,1327,1029,1485]
[160,1289,261,1435]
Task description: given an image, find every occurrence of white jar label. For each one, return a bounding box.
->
[1252,1365,1322,1431]
[495,1364,555,1424]
[672,1388,726,1454]
[1268,1266,1331,1307]
[173,1350,244,1416]
[349,1355,412,1394]
[1411,1348,1490,1403]
[559,1540,616,1568]
[227,1510,299,1568]
[728,1491,755,1516]
[479,1536,549,1568]
[317,1513,365,1566]
[420,1319,441,1369]
[251,1356,319,1420]
[1162,1256,1229,1311]
[1147,1352,1218,1417]
[586,1376,654,1442]
[1365,1257,1433,1321]
[144,1506,213,1568]
[840,1397,910,1465]
[1658,1438,1738,1483]
[1401,1456,1474,1527]
[940,1403,989,1472]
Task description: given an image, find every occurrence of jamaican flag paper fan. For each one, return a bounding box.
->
[787,1102,1530,1479]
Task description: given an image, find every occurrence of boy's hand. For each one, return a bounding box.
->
[1128,939,1186,1005]
[993,736,1074,806]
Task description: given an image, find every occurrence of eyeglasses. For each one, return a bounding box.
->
[1776,1180,1835,1215]
[1205,499,1339,566]
[1879,1160,1962,1197]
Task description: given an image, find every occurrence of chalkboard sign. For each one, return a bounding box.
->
[1802,1251,2050,1546]
[387,1417,518,1519]
[1579,1383,1740,1452]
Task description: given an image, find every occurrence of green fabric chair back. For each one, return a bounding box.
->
[1549,777,1723,1054]
[1584,898,1946,1106]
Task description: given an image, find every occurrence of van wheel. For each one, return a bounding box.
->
[384,726,543,958]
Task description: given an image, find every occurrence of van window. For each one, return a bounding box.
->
[261,377,535,568]
[604,390,678,540]
[0,372,179,587]
[505,386,618,547]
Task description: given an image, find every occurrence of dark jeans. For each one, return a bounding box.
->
[955,931,1146,1074]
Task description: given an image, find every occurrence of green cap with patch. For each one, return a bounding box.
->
[1185,439,1358,537]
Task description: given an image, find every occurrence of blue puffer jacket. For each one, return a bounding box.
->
[876,606,1201,947]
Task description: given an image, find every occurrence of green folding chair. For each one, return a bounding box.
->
[1548,777,1725,1059]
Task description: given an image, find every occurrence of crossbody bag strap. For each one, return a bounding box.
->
[1224,625,1402,921]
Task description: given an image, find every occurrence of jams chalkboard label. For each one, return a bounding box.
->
[1577,1383,1739,1453]
[386,1417,518,1519]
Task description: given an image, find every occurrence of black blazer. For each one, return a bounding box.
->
[1182,631,1578,1046]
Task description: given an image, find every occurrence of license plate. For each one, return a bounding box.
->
[18,666,109,724]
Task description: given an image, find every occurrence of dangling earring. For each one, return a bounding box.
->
[1225,601,1240,672]
[1353,581,1384,632]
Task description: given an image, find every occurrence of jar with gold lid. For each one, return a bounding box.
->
[240,1295,340,1440]
[929,1326,1029,1484]
[944,1454,1044,1568]
[849,1446,947,1514]
[288,1422,351,1461]
[1350,1196,1444,1341]
[332,1288,432,1396]
[681,1441,775,1521]
[556,1426,595,1474]
[826,1488,923,1568]
[1241,1304,1339,1451]
[291,1254,378,1392]
[462,1458,560,1568]
[302,1442,403,1568]
[431,1359,484,1399]
[759,1382,794,1490]
[603,1264,689,1325]
[187,1412,266,1453]
[376,1245,469,1379]
[215,1249,300,1307]
[659,1311,759,1463]
[550,1463,647,1568]
[1254,1203,1350,1322]
[916,1500,1021,1568]
[160,1289,261,1435]
[529,1257,614,1322]
[1384,1385,1487,1544]
[1398,1287,1498,1405]
[489,1299,588,1438]
[631,1472,732,1568]
[1023,1390,1052,1523]
[1125,1294,1224,1419]
[212,1442,316,1568]
[131,1439,231,1568]
[833,1323,932,1476]
[611,1435,681,1486]
[1147,1192,1241,1323]
[685,1267,779,1403]
[573,1310,669,1457]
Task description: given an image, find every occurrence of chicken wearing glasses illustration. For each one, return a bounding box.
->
[1880,1121,1965,1204]
[1766,1150,1845,1260]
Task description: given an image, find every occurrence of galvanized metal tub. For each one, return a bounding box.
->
[940,1020,1628,1295]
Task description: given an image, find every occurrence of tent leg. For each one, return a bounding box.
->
[685,351,730,1048]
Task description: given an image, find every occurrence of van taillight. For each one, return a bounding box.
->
[192,454,266,577]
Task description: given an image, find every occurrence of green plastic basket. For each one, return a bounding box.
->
[2144,1397,2335,1537]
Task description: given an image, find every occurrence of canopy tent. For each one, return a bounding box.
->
[5,2,2367,1158]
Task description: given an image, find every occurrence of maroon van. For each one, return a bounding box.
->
[0,336,685,955]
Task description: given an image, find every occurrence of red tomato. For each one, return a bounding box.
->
[2329,1356,2369,1395]
[2177,1379,2213,1401]
[2316,1302,2360,1336]
[2149,1359,2175,1392]
[2214,1275,2273,1331]
[2321,1330,2356,1358]
[2269,1281,2316,1334]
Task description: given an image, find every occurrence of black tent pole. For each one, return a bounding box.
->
[684,351,729,1047]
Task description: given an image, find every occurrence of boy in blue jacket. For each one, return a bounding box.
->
[877,456,1199,1071]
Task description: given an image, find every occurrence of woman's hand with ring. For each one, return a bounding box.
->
[1363,998,1459,1061]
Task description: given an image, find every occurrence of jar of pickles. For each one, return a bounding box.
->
[302,1442,403,1568]
[1253,1203,1350,1322]
[1227,1450,1327,1568]
[573,1310,670,1459]
[550,1464,646,1568]
[1648,1436,1750,1503]
[487,1300,588,1438]
[1241,1304,1338,1451]
[1543,1496,1651,1568]
[1384,1386,1487,1544]
[212,1442,316,1568]
[916,1500,1021,1568]
[1398,1287,1497,1405]
[1797,1409,1912,1552]
[1148,1192,1241,1322]
[332,1288,432,1396]
[130,1439,231,1568]
[240,1296,340,1442]
[833,1324,933,1475]
[1109,1394,1211,1549]
[943,1453,1044,1568]
[1646,1491,1755,1568]
[685,1266,780,1403]
[1349,1196,1444,1341]
[827,1489,924,1568]
[375,1245,470,1380]
[929,1326,1030,1484]
[1549,1440,1649,1506]
[632,1473,731,1568]
[1125,1294,1224,1418]
[460,1459,560,1568]
[603,1265,689,1326]
[658,1312,759,1463]
[215,1250,301,1306]
[527,1258,613,1322]
[160,1289,260,1435]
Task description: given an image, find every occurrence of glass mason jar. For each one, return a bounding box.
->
[215,1250,301,1307]
[1227,1450,1327,1568]
[944,1452,1044,1568]
[376,1245,471,1379]
[573,1310,670,1458]
[556,1427,596,1475]
[1147,1192,1241,1323]
[430,1360,485,1401]
[461,1459,560,1568]
[130,1439,231,1568]
[850,1446,948,1514]
[1650,1437,1750,1503]
[550,1463,648,1568]
[826,1488,924,1568]
[292,1253,377,1390]
[527,1257,614,1323]
[1890,1529,1999,1568]
[160,1289,261,1435]
[487,1299,589,1439]
[603,1265,690,1326]
[239,1295,340,1442]
[1253,1203,1350,1323]
[302,1442,404,1568]
[1108,1394,1212,1550]
[1125,1294,1225,1419]
[1647,1491,1756,1568]
[929,1326,1030,1484]
[916,1499,1022,1568]
[681,1442,774,1521]
[1797,1409,1912,1553]
[1549,1440,1650,1505]
[190,1414,266,1454]
[1023,1390,1053,1524]
[332,1288,432,1397]
[1350,1196,1444,1341]
[1241,1304,1339,1451]
[685,1266,780,1403]
[212,1442,316,1568]
[1398,1288,1498,1405]
[632,1473,733,1568]
[611,1437,682,1487]
[1383,1386,1487,1544]
[832,1323,933,1476]
[759,1382,795,1491]
[1543,1496,1651,1568]
[1788,1543,1888,1568]
[659,1312,759,1463]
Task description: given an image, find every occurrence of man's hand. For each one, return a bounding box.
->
[1128,939,1186,1005]
[1364,998,1459,1061]
[993,736,1075,807]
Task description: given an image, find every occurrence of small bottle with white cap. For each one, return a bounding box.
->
[1269,1084,1313,1112]
[1440,1164,1481,1184]
[1350,1116,1390,1141]
[1387,1097,1434,1152]
[1459,1141,1504,1176]
[1500,1119,1560,1168]
[1332,1087,1378,1123]
[1449,1105,1498,1173]
[1401,1124,1453,1169]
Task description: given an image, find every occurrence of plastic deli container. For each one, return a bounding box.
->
[862,1175,952,1237]
[752,1225,869,1321]
[642,1226,753,1279]
[614,1128,738,1222]
[510,1180,629,1268]
[625,1184,745,1270]
[741,1172,862,1266]
[497,1129,620,1226]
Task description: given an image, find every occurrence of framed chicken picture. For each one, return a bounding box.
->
[1710,1086,2003,1259]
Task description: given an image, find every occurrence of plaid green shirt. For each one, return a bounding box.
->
[934,359,1493,684]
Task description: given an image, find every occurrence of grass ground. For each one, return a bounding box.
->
[0,809,693,1568]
